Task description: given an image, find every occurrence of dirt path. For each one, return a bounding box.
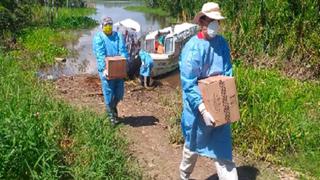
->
[54,74,297,180]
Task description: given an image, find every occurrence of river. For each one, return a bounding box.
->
[39,0,180,87]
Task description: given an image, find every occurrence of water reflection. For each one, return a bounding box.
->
[38,0,170,80]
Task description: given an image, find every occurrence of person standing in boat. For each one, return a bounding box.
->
[178,2,238,180]
[92,17,128,126]
[155,31,167,54]
[138,50,154,88]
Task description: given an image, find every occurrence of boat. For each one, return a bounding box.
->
[142,23,198,77]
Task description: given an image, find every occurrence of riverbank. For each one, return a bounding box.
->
[1,2,318,179]
[0,7,141,179]
[54,74,292,179]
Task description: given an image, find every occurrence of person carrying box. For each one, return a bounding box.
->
[92,16,128,126]
[178,2,238,180]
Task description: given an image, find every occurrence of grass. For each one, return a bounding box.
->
[0,55,141,178]
[143,0,320,78]
[16,27,81,67]
[16,28,70,67]
[0,55,64,178]
[10,7,98,68]
[31,6,97,29]
[233,61,320,178]
[0,6,141,179]
[51,7,97,29]
[159,88,183,144]
[163,62,320,178]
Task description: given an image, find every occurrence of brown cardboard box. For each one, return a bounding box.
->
[105,56,127,80]
[198,75,240,127]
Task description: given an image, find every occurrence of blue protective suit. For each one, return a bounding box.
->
[139,50,153,77]
[92,31,128,117]
[179,34,233,161]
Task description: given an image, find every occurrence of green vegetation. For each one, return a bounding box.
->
[0,0,33,37]
[143,0,203,22]
[164,62,320,178]
[30,6,96,28]
[141,0,320,177]
[0,55,63,178]
[233,62,320,177]
[50,8,97,29]
[144,0,320,79]
[0,6,141,179]
[0,0,96,49]
[0,56,141,178]
[17,28,69,67]
[159,88,183,144]
[14,7,97,67]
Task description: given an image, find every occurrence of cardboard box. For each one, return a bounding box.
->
[198,75,240,127]
[105,56,127,80]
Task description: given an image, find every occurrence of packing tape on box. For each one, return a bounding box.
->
[219,80,231,123]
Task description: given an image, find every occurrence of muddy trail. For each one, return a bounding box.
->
[54,74,298,180]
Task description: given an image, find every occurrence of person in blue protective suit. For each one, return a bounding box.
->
[179,2,238,180]
[92,17,128,126]
[138,50,154,88]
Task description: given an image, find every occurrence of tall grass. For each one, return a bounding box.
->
[220,0,320,78]
[0,55,64,179]
[11,7,97,68]
[0,55,141,178]
[16,28,69,67]
[30,6,97,28]
[69,110,141,178]
[144,0,320,78]
[159,88,183,144]
[50,7,97,29]
[0,6,141,179]
[164,62,320,177]
[233,61,320,177]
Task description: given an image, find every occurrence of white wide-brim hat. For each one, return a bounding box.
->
[194,2,225,24]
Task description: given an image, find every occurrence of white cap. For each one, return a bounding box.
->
[194,2,225,24]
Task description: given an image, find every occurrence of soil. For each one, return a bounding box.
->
[54,74,299,180]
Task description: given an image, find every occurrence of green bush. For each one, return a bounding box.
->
[52,16,97,29]
[50,8,97,29]
[0,2,32,35]
[15,7,97,67]
[146,0,320,78]
[18,27,69,67]
[233,62,320,176]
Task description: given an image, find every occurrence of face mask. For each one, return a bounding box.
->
[103,25,113,35]
[207,21,219,38]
